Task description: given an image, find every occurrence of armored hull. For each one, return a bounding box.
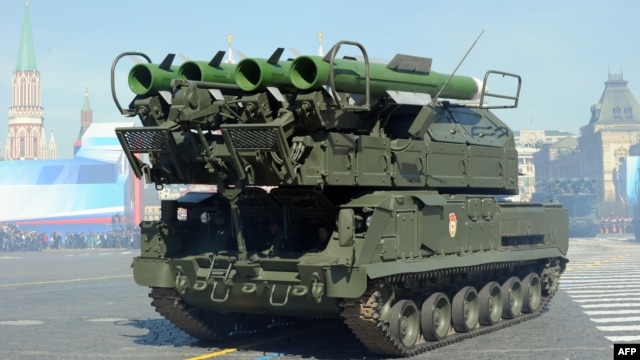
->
[112,40,568,356]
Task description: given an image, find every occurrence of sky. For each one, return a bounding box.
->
[1,0,640,159]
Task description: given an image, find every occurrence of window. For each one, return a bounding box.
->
[613,106,621,118]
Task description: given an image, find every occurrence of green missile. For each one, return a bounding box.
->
[234,48,294,92]
[128,54,179,96]
[178,51,237,84]
[289,55,482,100]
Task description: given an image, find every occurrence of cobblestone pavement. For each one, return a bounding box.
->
[0,238,632,359]
[562,235,640,344]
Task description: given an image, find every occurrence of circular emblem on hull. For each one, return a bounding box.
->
[449,212,457,237]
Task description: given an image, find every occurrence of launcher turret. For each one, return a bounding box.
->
[112,40,521,194]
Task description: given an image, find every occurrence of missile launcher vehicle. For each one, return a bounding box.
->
[532,178,600,237]
[111,40,568,357]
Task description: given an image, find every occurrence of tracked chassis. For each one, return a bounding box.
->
[147,257,564,356]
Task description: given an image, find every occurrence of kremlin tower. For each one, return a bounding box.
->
[4,0,56,161]
[74,89,93,153]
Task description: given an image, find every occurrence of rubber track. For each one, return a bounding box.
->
[341,259,561,357]
[150,287,225,341]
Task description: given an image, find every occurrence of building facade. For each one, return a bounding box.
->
[4,1,56,161]
[534,73,640,215]
[514,129,574,201]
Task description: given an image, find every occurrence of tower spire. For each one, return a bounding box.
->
[79,88,93,140]
[226,34,234,64]
[6,0,50,160]
[318,32,324,56]
[16,0,36,71]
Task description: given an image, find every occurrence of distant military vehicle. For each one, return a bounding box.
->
[111,39,568,357]
[532,178,600,237]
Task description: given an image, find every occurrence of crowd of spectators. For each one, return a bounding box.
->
[0,223,140,251]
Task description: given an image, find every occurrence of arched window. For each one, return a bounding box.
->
[20,76,26,106]
[20,137,25,158]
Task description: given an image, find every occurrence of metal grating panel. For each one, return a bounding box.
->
[121,129,169,152]
[227,128,277,150]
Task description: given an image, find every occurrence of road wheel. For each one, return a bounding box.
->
[478,281,503,325]
[522,273,542,313]
[452,286,479,332]
[377,282,395,323]
[421,292,451,341]
[389,299,420,349]
[501,277,523,319]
